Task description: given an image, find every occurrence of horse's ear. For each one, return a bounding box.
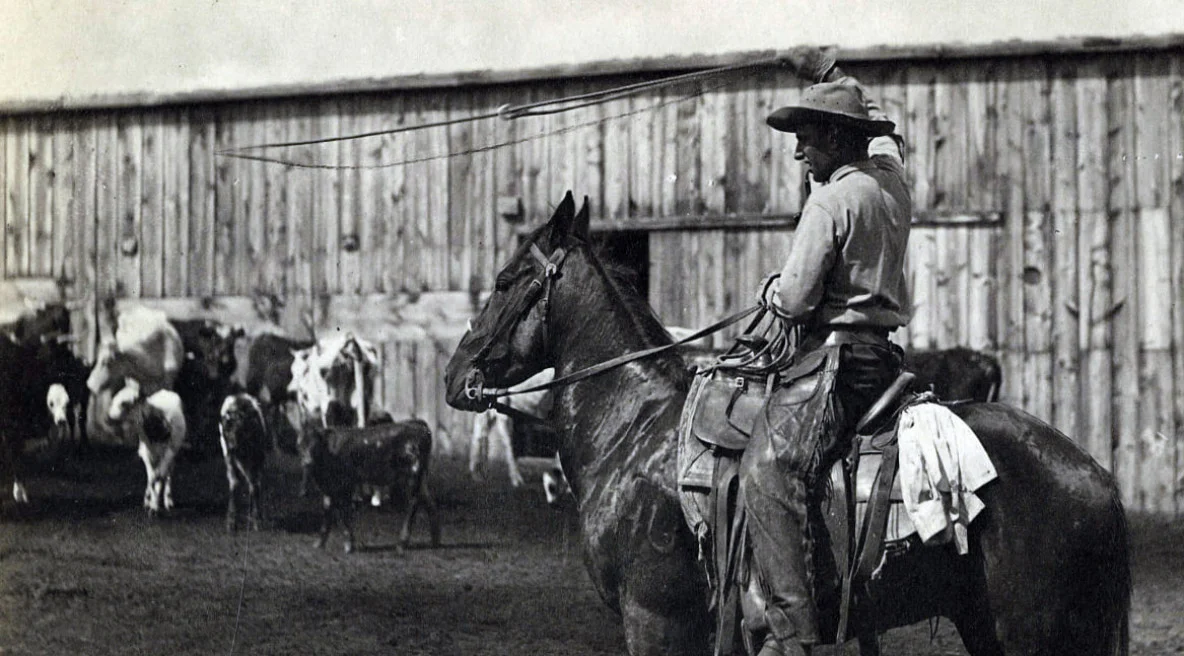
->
[572,196,591,239]
[546,191,578,247]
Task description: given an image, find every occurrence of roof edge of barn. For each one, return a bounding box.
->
[4,32,1183,116]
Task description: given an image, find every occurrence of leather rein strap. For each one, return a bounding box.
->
[464,237,761,415]
[482,303,762,414]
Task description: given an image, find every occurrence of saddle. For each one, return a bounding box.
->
[677,350,921,654]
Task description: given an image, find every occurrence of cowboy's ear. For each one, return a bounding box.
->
[547,191,577,246]
[572,196,591,240]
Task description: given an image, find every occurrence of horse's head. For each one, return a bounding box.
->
[445,191,590,411]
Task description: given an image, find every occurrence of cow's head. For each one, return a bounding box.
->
[218,393,265,452]
[185,321,246,381]
[46,383,70,427]
[288,334,378,429]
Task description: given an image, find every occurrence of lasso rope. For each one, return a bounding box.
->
[216,56,782,169]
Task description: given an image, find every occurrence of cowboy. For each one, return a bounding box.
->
[739,47,911,656]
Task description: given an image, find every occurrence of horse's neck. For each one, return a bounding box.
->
[547,269,687,497]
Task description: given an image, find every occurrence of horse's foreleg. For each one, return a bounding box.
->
[620,594,711,656]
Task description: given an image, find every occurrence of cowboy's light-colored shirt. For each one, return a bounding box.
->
[774,78,912,330]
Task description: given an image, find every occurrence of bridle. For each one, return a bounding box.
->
[461,238,761,420]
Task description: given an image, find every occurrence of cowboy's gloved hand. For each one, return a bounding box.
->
[779,46,839,83]
[756,272,781,308]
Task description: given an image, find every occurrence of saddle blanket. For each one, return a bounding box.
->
[897,403,998,554]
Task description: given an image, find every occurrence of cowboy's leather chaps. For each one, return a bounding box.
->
[739,340,901,647]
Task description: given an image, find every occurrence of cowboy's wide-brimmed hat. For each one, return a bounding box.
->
[766,82,895,137]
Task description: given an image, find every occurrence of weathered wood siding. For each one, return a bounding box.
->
[2,50,1183,511]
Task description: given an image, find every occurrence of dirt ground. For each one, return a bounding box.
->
[0,440,1180,656]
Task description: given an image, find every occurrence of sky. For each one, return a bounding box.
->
[1,0,1182,107]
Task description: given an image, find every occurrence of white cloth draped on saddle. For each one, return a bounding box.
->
[896,403,997,554]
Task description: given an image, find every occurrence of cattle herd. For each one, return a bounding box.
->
[0,301,1003,551]
[0,300,440,554]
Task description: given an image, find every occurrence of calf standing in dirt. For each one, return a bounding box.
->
[108,381,186,516]
[298,418,441,554]
[218,394,269,532]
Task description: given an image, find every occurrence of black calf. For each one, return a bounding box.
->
[298,418,441,554]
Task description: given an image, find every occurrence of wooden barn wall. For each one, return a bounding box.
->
[2,50,1183,512]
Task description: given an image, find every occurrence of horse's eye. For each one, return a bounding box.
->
[494,274,512,292]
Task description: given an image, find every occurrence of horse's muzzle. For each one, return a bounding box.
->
[444,367,489,411]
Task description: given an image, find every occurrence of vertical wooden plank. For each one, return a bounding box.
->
[261,103,287,298]
[287,105,314,326]
[580,86,605,221]
[1051,61,1081,440]
[6,119,29,276]
[470,94,496,291]
[92,114,118,311]
[1107,60,1141,508]
[449,91,474,292]
[994,62,1025,405]
[339,99,362,295]
[521,89,551,225]
[161,110,189,297]
[212,110,235,297]
[674,81,701,218]
[244,106,268,298]
[115,112,142,299]
[491,87,522,270]
[659,89,678,219]
[51,116,75,285]
[768,73,805,214]
[601,93,631,224]
[379,95,406,294]
[403,94,429,293]
[905,65,937,214]
[72,117,98,359]
[140,112,163,298]
[699,84,728,217]
[427,98,450,291]
[629,89,655,220]
[356,103,380,295]
[0,119,6,278]
[29,118,53,277]
[315,101,341,295]
[1134,53,1176,513]
[1136,207,1176,513]
[1170,52,1184,514]
[743,78,773,215]
[1022,61,1054,423]
[188,110,216,298]
[1072,60,1114,469]
[907,227,937,351]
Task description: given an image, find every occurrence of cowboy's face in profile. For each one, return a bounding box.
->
[792,122,841,182]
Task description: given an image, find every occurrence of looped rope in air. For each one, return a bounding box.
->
[216,55,783,165]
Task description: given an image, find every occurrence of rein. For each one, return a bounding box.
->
[462,235,762,416]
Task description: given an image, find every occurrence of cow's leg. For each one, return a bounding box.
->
[341,496,357,554]
[225,462,240,532]
[12,480,28,504]
[246,465,263,531]
[469,412,490,481]
[162,474,174,511]
[314,495,334,549]
[406,477,441,548]
[139,447,155,509]
[493,416,524,487]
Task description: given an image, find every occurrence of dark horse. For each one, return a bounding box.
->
[444,192,1130,656]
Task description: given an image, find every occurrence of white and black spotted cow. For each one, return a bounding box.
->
[288,333,380,497]
[218,393,270,532]
[108,380,186,516]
